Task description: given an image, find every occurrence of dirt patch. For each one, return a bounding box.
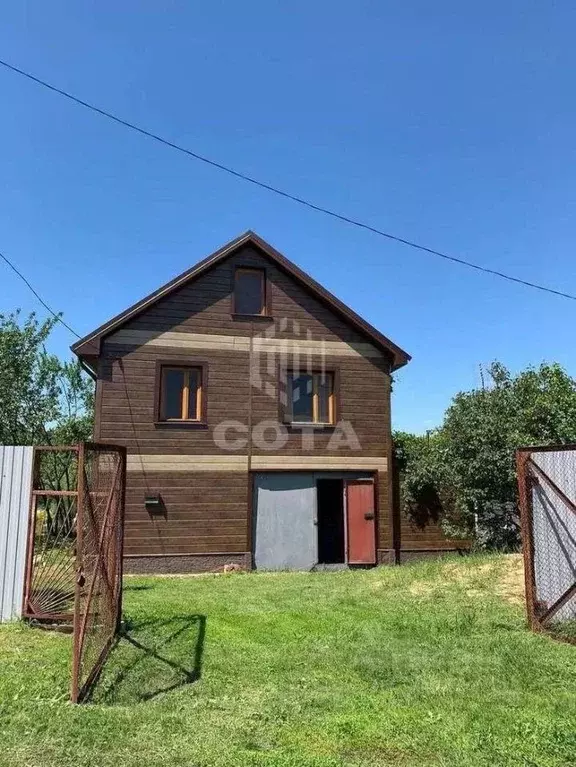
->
[493,554,525,605]
[408,581,436,596]
[408,555,525,605]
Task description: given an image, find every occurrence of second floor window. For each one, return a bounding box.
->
[160,366,202,421]
[234,267,266,315]
[287,371,335,425]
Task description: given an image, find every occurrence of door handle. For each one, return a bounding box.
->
[364,512,375,521]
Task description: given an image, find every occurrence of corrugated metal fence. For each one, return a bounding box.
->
[0,447,33,622]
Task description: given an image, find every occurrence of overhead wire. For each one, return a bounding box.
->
[0,57,574,305]
[0,249,81,338]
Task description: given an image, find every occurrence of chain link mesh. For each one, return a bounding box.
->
[518,447,576,642]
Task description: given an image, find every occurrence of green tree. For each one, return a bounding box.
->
[394,430,445,526]
[49,359,95,445]
[0,311,94,446]
[396,362,576,549]
[443,362,576,547]
[0,312,60,444]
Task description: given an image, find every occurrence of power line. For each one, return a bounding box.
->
[1,57,575,303]
[0,250,81,338]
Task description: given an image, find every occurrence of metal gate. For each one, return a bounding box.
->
[23,443,126,701]
[24,446,80,622]
[517,446,576,643]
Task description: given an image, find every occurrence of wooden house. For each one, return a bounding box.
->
[72,231,460,572]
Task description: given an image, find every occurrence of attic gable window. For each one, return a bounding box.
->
[233,267,266,316]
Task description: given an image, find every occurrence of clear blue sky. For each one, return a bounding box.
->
[1,2,575,433]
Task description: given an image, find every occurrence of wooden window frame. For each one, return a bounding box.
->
[279,369,339,428]
[154,361,208,429]
[232,266,270,318]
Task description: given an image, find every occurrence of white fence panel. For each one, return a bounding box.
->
[0,446,33,622]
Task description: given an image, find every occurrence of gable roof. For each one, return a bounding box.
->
[71,230,411,371]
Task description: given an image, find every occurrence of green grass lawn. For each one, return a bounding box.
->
[1,554,576,767]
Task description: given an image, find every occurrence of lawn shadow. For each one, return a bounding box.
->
[91,613,206,705]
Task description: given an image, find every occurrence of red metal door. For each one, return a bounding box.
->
[346,480,376,565]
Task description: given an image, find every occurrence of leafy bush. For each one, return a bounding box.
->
[395,361,576,550]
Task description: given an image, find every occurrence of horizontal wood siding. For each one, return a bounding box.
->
[98,350,250,452]
[123,470,248,556]
[399,514,466,551]
[96,245,395,559]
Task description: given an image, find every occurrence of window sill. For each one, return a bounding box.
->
[154,421,209,430]
[231,313,274,322]
[284,422,337,432]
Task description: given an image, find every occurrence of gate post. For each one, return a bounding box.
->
[71,442,85,704]
[516,449,538,631]
[21,447,40,619]
[116,446,127,634]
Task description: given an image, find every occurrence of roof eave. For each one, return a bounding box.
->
[71,230,412,370]
[70,230,256,357]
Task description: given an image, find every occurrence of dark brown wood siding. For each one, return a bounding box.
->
[96,245,394,560]
[399,514,465,553]
[123,471,248,556]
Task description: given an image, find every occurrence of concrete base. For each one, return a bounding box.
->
[123,548,469,574]
[123,552,252,574]
[377,549,398,565]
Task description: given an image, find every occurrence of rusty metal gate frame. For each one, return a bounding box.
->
[517,445,576,642]
[22,442,126,702]
[71,443,126,703]
[22,445,81,623]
